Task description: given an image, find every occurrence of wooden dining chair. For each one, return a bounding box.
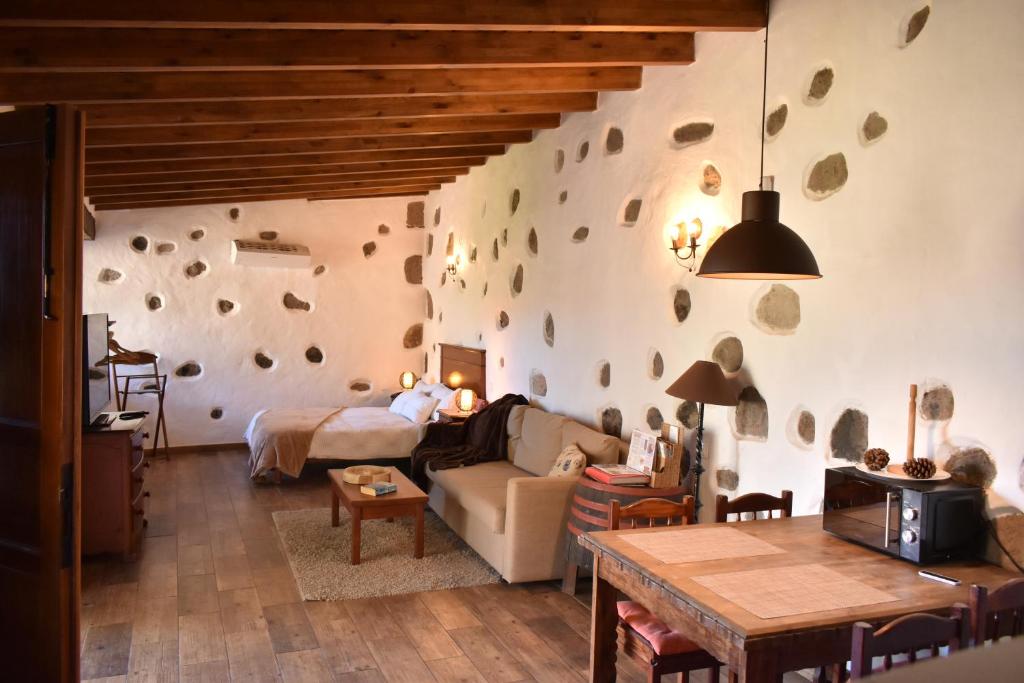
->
[714,490,793,522]
[969,577,1024,644]
[850,606,970,678]
[607,496,723,683]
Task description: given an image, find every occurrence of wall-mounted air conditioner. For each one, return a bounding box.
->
[230,239,312,268]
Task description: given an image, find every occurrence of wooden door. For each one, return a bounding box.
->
[0,105,84,681]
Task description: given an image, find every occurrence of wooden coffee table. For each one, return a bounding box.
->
[328,467,428,565]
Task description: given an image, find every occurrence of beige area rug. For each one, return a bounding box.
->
[272,507,500,600]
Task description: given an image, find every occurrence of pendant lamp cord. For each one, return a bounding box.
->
[758,0,771,190]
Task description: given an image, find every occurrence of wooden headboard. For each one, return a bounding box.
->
[440,344,486,399]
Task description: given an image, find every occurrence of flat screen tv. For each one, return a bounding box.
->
[83,313,112,427]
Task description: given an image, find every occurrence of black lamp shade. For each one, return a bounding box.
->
[697,190,821,280]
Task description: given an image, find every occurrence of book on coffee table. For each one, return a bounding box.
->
[360,482,398,496]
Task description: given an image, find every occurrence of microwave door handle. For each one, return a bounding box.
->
[884,492,892,548]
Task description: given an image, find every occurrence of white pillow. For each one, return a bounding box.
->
[389,389,416,415]
[411,380,435,394]
[396,393,439,424]
[430,384,457,411]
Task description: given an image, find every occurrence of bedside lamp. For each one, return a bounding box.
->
[457,388,476,413]
[447,371,464,388]
[665,360,738,521]
[399,371,417,390]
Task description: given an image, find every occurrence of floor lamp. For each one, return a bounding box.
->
[665,361,738,521]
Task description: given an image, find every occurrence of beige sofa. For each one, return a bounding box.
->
[425,405,621,583]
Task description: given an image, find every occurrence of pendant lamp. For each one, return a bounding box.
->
[697,1,822,280]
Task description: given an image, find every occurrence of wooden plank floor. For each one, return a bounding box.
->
[80,450,804,682]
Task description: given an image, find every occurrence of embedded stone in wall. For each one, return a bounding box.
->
[530,370,548,397]
[650,350,664,380]
[283,292,311,311]
[861,111,889,144]
[754,284,801,334]
[712,336,744,373]
[155,242,176,255]
[497,310,510,330]
[254,352,274,370]
[446,232,454,256]
[403,323,423,349]
[130,235,149,253]
[622,199,642,226]
[673,288,692,323]
[677,401,699,430]
[260,231,278,241]
[571,227,589,242]
[425,290,434,319]
[717,468,739,492]
[217,299,236,316]
[558,190,568,204]
[601,407,623,438]
[735,386,769,440]
[482,282,488,297]
[576,140,590,162]
[228,208,241,221]
[189,228,205,241]
[98,268,123,284]
[920,385,954,421]
[806,66,834,103]
[511,264,524,296]
[433,206,441,227]
[184,260,208,278]
[406,201,425,228]
[555,149,565,173]
[766,103,788,137]
[404,254,423,284]
[146,294,164,311]
[424,352,429,374]
[210,407,223,420]
[491,238,499,261]
[902,5,930,47]
[646,407,664,431]
[700,163,722,196]
[527,228,538,255]
[440,271,447,287]
[349,380,372,392]
[510,189,521,215]
[438,311,443,323]
[378,224,390,235]
[499,357,505,368]
[598,361,611,388]
[305,346,324,364]
[469,245,478,263]
[805,152,848,200]
[501,228,508,247]
[944,446,996,488]
[798,410,816,444]
[313,264,327,276]
[672,121,714,148]
[175,361,203,378]
[830,408,869,462]
[605,127,624,154]
[459,278,466,291]
[362,241,377,258]
[543,312,555,347]
[426,233,434,256]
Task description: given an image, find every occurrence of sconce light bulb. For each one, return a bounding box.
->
[688,218,704,241]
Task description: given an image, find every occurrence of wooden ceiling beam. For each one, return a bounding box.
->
[84,93,597,128]
[89,177,456,204]
[0,67,641,104]
[85,113,560,147]
[96,190,430,212]
[0,1,767,32]
[85,160,480,188]
[85,146,505,176]
[0,28,694,72]
[94,186,439,211]
[86,169,467,197]
[86,130,529,163]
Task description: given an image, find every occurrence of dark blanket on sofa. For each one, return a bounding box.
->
[410,393,529,487]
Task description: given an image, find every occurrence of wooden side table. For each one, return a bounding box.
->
[561,475,688,594]
[437,407,474,424]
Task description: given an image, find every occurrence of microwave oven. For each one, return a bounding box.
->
[822,466,985,564]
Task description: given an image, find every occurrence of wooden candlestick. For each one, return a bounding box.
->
[906,384,918,462]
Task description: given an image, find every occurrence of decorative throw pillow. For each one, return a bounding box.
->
[548,443,588,478]
[430,384,457,411]
[397,392,440,424]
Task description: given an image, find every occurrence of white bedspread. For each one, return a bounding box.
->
[309,407,427,460]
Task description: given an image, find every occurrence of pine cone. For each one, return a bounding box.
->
[902,457,937,479]
[863,448,890,471]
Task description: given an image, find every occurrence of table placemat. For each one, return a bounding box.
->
[620,527,786,564]
[693,563,899,619]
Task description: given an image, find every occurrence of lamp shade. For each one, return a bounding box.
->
[697,190,821,280]
[399,371,417,389]
[665,360,738,407]
[458,388,476,412]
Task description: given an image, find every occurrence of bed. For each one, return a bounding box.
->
[244,344,486,480]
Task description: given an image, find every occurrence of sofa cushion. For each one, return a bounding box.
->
[513,408,568,476]
[506,404,528,461]
[425,460,530,533]
[562,420,620,465]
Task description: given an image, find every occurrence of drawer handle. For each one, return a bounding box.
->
[144,491,151,498]
[143,432,150,439]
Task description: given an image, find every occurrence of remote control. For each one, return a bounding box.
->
[918,569,961,586]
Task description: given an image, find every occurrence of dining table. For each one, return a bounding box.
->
[580,515,1019,682]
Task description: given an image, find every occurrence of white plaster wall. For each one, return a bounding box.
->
[422,0,1024,515]
[85,197,426,446]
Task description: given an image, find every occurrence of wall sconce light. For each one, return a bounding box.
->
[668,218,703,271]
[399,371,417,390]
[445,254,460,278]
[457,388,476,412]
[446,371,464,388]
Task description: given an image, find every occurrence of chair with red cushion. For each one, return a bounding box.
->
[850,606,969,678]
[608,497,723,683]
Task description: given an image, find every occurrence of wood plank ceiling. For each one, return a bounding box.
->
[0,1,766,211]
